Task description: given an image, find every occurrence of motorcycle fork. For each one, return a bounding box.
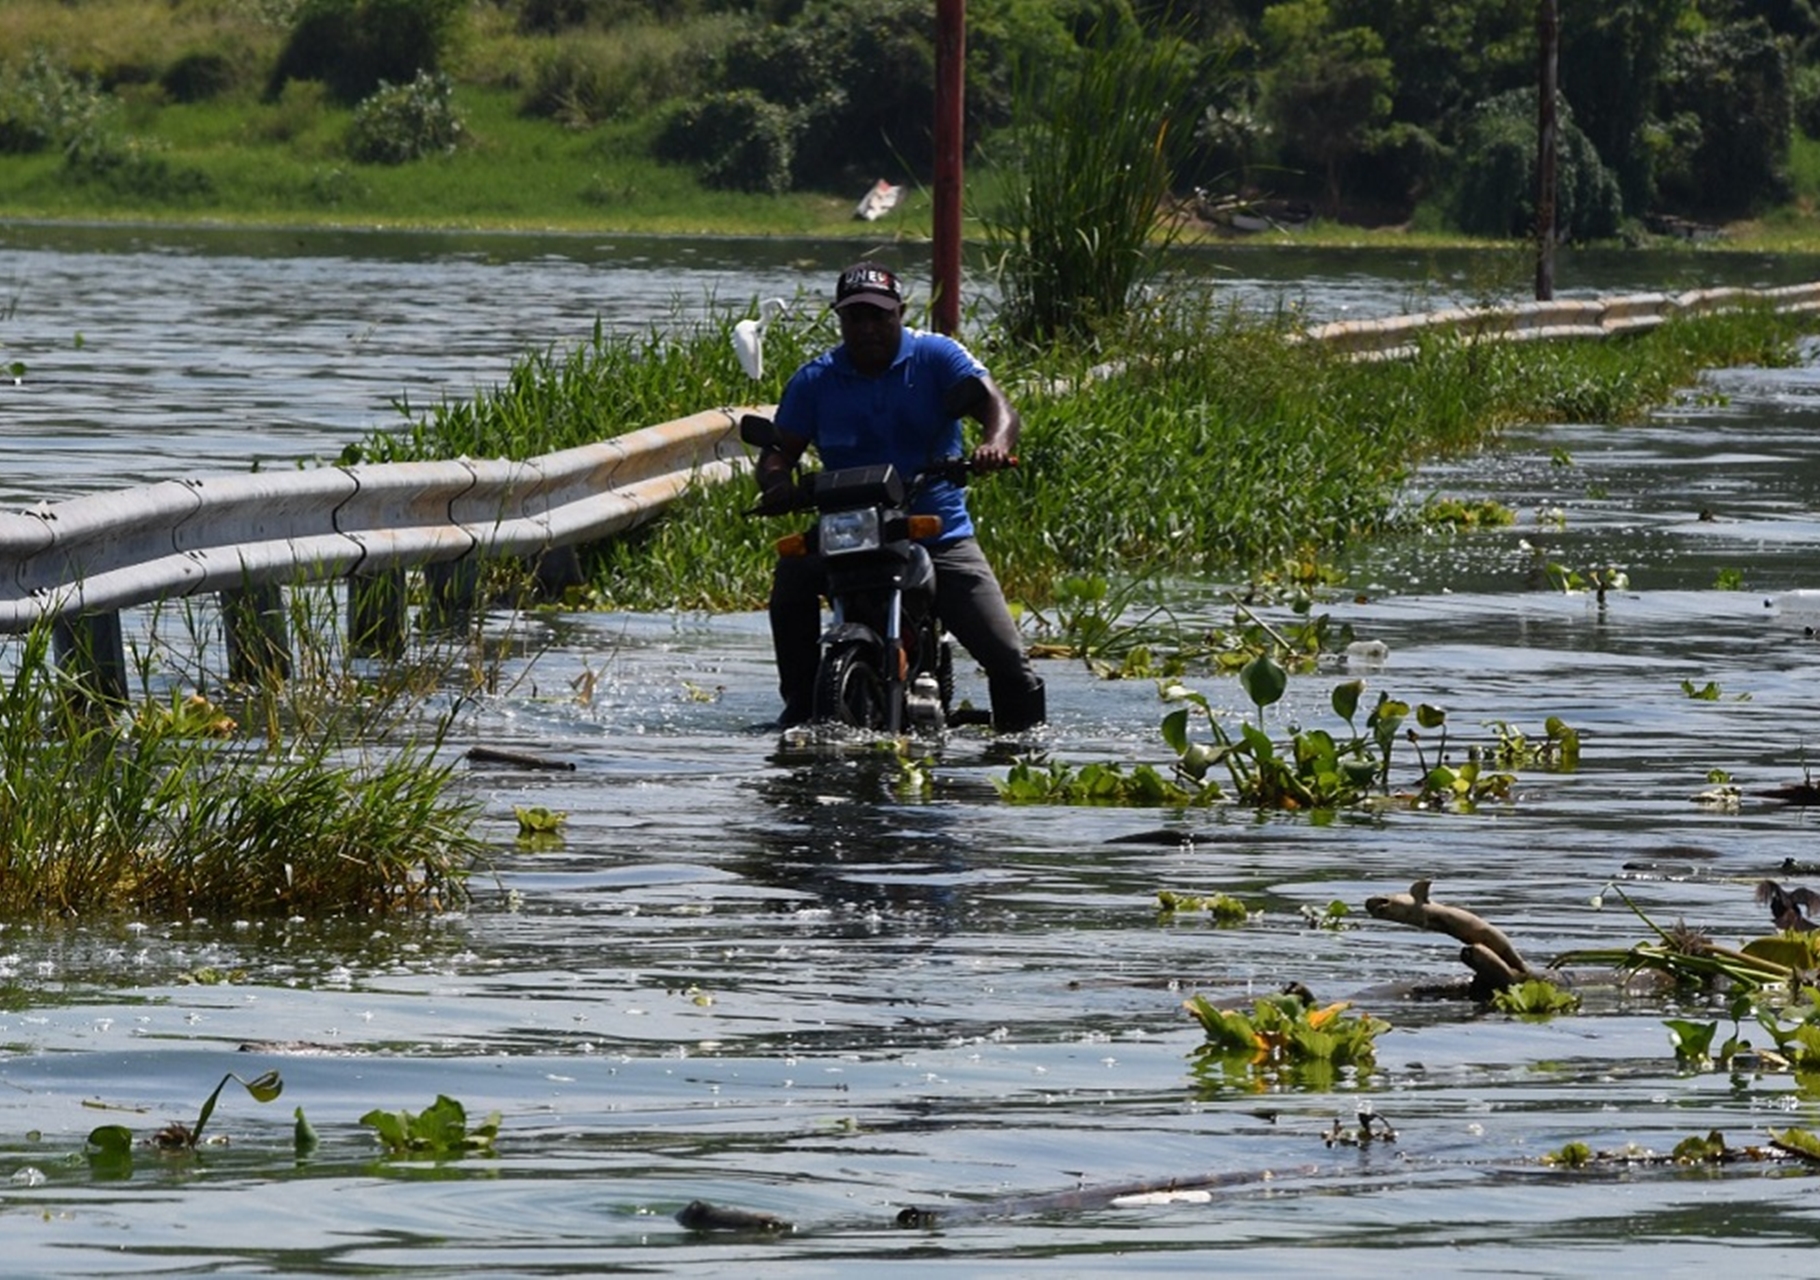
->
[884,590,908,733]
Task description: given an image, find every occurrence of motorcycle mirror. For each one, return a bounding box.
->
[739,414,778,448]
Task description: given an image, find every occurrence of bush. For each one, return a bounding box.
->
[519,22,733,128]
[1794,62,1820,139]
[653,89,794,194]
[718,0,939,186]
[347,70,464,164]
[1447,89,1622,243]
[1653,18,1791,216]
[160,51,239,105]
[0,51,113,156]
[269,0,466,105]
[65,131,214,202]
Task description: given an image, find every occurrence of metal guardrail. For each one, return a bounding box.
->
[1301,283,1820,360]
[0,405,770,635]
[9,278,1820,680]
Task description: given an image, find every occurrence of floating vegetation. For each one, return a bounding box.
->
[1023,579,1351,681]
[1418,495,1516,529]
[1156,889,1251,926]
[1184,990,1389,1090]
[1487,717,1581,770]
[1541,1131,1804,1171]
[1001,663,1569,814]
[1300,900,1354,931]
[1553,884,1803,994]
[361,1094,500,1160]
[514,805,568,837]
[1490,978,1581,1018]
[86,1070,285,1170]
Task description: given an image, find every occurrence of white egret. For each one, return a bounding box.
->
[732,297,789,380]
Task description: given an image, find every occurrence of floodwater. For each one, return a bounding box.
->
[5,225,1820,1274]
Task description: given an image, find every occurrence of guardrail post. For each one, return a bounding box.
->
[423,559,479,627]
[222,584,291,684]
[533,545,584,598]
[52,611,128,707]
[348,570,407,659]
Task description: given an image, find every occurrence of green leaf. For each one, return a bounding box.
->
[294,1106,319,1156]
[86,1125,134,1157]
[1331,678,1362,724]
[1664,1018,1717,1062]
[193,1069,283,1146]
[1239,653,1287,711]
[1160,707,1190,755]
[514,804,567,835]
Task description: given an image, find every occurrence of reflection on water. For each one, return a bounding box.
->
[4,231,1820,1272]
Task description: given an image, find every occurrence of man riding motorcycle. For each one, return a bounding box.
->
[755,261,1046,732]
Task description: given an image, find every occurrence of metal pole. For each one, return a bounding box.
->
[1535,0,1559,301]
[933,0,965,334]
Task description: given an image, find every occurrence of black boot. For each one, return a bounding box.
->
[991,677,1046,733]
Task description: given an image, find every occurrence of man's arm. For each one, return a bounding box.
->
[754,426,810,508]
[944,374,1022,472]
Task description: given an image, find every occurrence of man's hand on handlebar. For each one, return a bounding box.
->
[968,441,1018,473]
[752,478,803,515]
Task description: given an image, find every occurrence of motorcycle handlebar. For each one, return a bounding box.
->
[746,454,1015,517]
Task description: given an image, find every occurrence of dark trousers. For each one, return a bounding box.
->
[769,537,1042,726]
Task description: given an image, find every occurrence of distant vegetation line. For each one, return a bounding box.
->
[2,1,1820,246]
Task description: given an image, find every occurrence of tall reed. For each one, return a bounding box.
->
[0,595,488,921]
[977,19,1202,346]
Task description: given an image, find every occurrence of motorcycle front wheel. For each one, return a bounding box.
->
[813,642,890,730]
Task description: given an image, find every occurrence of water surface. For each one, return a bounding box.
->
[2,228,1820,1274]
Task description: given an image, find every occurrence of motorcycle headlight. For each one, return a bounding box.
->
[820,507,881,556]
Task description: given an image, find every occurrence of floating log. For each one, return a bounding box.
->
[1365,879,1532,994]
[465,745,577,772]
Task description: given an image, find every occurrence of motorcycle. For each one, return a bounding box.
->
[741,413,977,735]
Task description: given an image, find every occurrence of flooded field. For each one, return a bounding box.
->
[4,228,1820,1273]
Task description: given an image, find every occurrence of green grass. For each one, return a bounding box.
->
[367,295,1820,617]
[0,81,911,234]
[0,601,490,921]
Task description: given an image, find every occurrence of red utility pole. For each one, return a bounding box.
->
[1535,0,1558,300]
[933,0,965,335]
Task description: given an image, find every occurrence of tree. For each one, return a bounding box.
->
[1556,0,1689,216]
[1652,17,1792,215]
[1448,88,1622,242]
[1258,0,1394,213]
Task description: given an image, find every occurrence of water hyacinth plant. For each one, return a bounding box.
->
[1184,991,1389,1091]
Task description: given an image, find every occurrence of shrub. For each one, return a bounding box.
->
[718,0,939,186]
[347,70,464,165]
[269,0,466,105]
[160,51,239,105]
[653,89,794,194]
[1447,88,1622,242]
[1795,63,1820,139]
[65,131,214,202]
[1653,17,1791,216]
[0,50,113,155]
[519,23,730,128]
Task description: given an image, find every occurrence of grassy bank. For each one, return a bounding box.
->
[3,1,1820,251]
[366,299,1820,620]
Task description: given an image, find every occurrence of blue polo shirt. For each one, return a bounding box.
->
[774,327,986,543]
